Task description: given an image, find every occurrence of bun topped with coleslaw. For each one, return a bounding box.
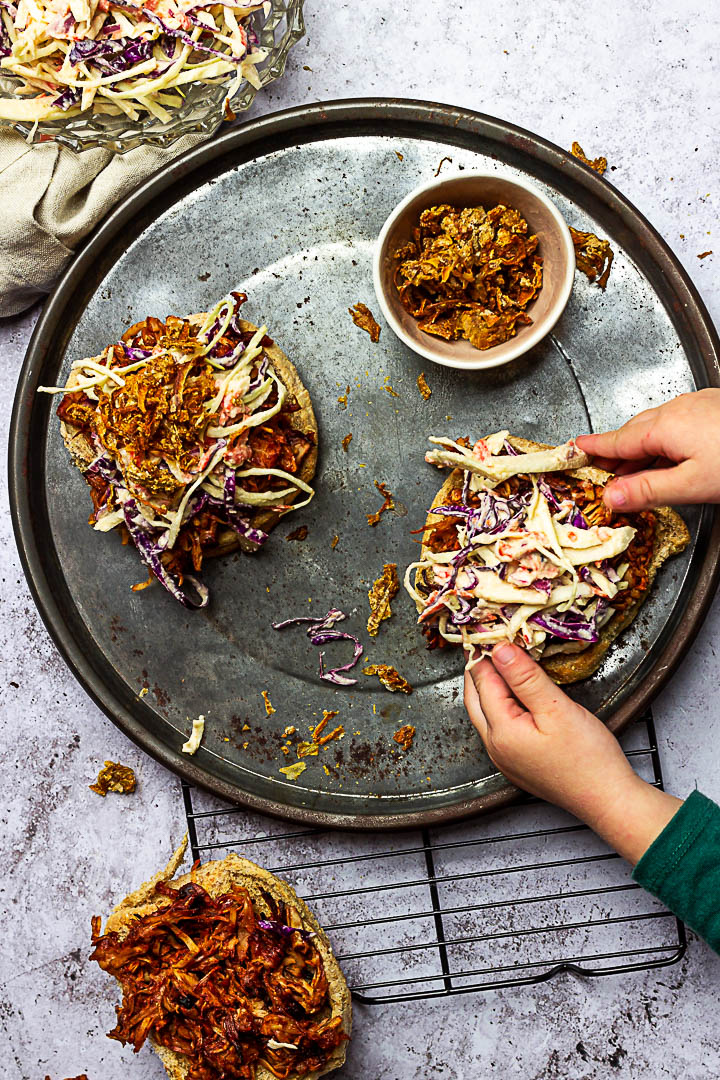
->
[0,0,267,123]
[39,291,317,608]
[406,431,689,683]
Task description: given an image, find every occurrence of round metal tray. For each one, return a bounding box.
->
[10,99,720,829]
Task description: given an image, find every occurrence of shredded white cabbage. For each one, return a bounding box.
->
[409,434,636,663]
[206,323,266,413]
[163,444,227,550]
[425,434,590,484]
[234,466,315,510]
[0,0,268,123]
[181,714,205,755]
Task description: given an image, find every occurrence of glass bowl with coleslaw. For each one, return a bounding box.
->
[0,0,304,152]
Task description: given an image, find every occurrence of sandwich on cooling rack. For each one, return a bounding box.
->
[39,292,317,608]
[90,838,351,1080]
[405,430,689,683]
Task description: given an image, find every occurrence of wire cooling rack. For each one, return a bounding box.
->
[181,710,685,1003]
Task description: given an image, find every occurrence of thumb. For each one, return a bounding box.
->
[491,642,569,720]
[604,459,697,511]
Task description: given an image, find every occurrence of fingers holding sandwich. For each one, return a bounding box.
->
[464,650,531,740]
[464,644,685,866]
[464,643,637,820]
[576,388,720,510]
[604,461,700,512]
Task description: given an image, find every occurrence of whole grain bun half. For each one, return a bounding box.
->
[101,837,351,1080]
[60,315,318,555]
[418,435,690,684]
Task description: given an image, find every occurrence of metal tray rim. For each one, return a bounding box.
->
[9,97,720,829]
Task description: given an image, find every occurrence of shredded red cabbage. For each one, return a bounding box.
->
[317,633,364,685]
[272,608,346,632]
[68,37,114,63]
[430,504,473,518]
[157,33,176,58]
[272,609,363,686]
[53,87,81,109]
[122,344,153,360]
[529,608,599,642]
[112,3,245,65]
[532,578,553,597]
[190,490,268,548]
[537,478,560,511]
[0,19,11,56]
[256,919,315,941]
[86,452,264,607]
[451,544,474,566]
[68,35,154,73]
[467,500,528,547]
[450,596,476,624]
[246,357,269,392]
[122,500,209,609]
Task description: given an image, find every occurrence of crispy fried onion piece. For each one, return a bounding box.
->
[363,664,413,694]
[367,481,395,527]
[417,373,432,401]
[43,1074,89,1080]
[348,302,381,342]
[94,352,217,493]
[298,715,345,759]
[89,761,136,796]
[367,563,400,637]
[393,724,416,750]
[393,204,543,350]
[569,227,614,289]
[570,141,608,175]
[90,881,347,1080]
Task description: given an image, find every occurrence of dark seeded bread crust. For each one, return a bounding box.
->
[418,435,690,684]
[103,840,351,1080]
[60,316,318,555]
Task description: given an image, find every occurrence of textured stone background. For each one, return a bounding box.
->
[1,2,719,1078]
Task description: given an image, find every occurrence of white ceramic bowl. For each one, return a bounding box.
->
[373,171,575,371]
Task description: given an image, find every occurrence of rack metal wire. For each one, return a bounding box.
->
[181,709,685,1003]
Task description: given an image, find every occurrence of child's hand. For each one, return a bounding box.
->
[464,643,634,817]
[576,388,720,511]
[464,642,683,864]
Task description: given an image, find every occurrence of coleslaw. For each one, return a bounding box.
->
[0,0,268,122]
[406,430,642,667]
[38,291,315,607]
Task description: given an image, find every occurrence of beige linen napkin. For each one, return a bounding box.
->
[0,125,209,317]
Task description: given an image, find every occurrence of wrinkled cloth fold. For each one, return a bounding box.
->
[0,125,208,317]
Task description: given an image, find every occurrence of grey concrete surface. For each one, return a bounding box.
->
[1,2,719,1078]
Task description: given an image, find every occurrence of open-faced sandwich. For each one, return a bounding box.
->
[39,292,317,607]
[405,430,690,683]
[90,839,351,1080]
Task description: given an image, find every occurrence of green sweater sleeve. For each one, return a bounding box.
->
[633,789,720,952]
